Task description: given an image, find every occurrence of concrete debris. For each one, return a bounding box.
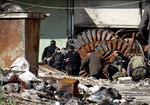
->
[134,78,150,89]
[117,77,132,84]
[2,83,20,93]
[0,58,149,105]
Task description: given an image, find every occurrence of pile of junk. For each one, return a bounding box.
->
[0,57,149,105]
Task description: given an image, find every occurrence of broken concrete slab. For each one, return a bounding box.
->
[38,64,66,76]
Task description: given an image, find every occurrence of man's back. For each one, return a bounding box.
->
[130,55,145,70]
[82,52,103,77]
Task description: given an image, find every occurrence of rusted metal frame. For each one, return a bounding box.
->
[101,30,109,41]
[102,51,112,59]
[73,39,82,50]
[79,70,89,77]
[120,43,129,54]
[84,44,91,53]
[91,29,97,42]
[81,31,90,44]
[75,35,84,47]
[105,33,113,40]
[74,37,90,52]
[112,40,117,51]
[88,43,95,51]
[76,35,86,46]
[106,40,113,51]
[96,43,106,55]
[101,41,109,53]
[78,46,88,56]
[110,32,120,39]
[124,45,132,56]
[94,47,103,56]
[85,30,93,43]
[97,29,102,41]
[117,40,124,51]
[105,52,115,63]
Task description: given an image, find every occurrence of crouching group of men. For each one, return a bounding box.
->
[42,40,149,81]
[104,51,149,82]
[80,50,149,82]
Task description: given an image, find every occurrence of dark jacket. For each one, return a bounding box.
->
[52,51,65,70]
[42,44,57,61]
[139,4,150,37]
[64,50,81,75]
[139,4,150,59]
[80,52,103,76]
[65,51,81,66]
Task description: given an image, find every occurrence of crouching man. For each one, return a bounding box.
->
[127,54,147,81]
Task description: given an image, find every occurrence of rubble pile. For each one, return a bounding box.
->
[0,57,149,105]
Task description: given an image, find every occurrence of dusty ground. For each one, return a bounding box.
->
[3,66,149,105]
[41,74,150,104]
[8,75,150,105]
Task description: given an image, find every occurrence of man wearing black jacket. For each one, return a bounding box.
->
[52,48,65,70]
[139,3,150,60]
[64,45,81,76]
[41,40,57,66]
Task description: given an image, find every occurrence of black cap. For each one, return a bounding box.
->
[51,40,56,43]
[69,45,74,49]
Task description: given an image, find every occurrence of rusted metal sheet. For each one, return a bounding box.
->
[57,78,79,96]
[94,39,131,63]
[73,29,119,60]
[0,20,25,68]
[0,12,46,75]
[74,28,144,65]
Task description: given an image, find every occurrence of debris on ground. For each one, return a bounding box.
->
[0,57,149,105]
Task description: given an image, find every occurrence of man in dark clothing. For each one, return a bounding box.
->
[139,3,150,60]
[51,48,65,71]
[41,40,57,66]
[80,51,103,79]
[103,51,128,81]
[66,36,74,49]
[64,45,81,76]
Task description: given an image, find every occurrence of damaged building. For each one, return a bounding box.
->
[0,0,150,105]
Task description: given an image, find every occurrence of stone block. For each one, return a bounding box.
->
[57,78,79,96]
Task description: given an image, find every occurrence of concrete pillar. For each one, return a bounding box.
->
[0,12,46,75]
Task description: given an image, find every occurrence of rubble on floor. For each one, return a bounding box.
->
[0,58,150,105]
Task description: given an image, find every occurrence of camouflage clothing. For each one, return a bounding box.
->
[132,67,147,81]
[112,72,124,80]
[127,55,147,81]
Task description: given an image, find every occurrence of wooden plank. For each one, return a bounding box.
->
[38,64,65,75]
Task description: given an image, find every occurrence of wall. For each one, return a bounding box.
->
[74,0,146,28]
[9,0,68,62]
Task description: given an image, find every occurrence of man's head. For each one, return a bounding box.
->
[55,48,60,53]
[50,40,56,46]
[68,45,74,51]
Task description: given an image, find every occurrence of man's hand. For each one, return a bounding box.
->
[46,57,52,61]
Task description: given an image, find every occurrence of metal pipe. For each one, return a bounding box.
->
[67,0,74,38]
[71,0,74,38]
[139,1,142,19]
